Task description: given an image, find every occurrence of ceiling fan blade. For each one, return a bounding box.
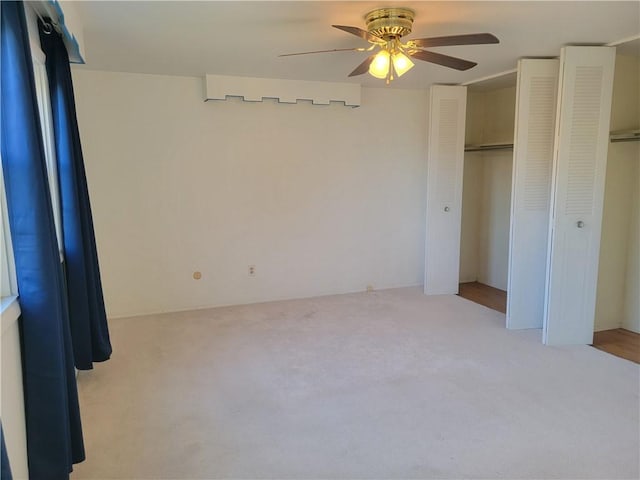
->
[279,47,364,57]
[411,33,499,48]
[332,25,383,44]
[348,53,377,77]
[409,50,477,71]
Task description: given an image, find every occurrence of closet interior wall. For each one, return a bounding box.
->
[460,86,516,291]
[595,52,640,333]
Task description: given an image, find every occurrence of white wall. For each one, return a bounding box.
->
[71,69,428,318]
[459,154,483,283]
[623,153,639,333]
[480,87,518,145]
[595,53,640,332]
[460,86,515,290]
[478,151,513,290]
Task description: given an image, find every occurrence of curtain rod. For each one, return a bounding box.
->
[31,5,56,35]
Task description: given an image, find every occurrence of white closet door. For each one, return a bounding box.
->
[507,59,559,329]
[543,46,616,345]
[424,85,467,295]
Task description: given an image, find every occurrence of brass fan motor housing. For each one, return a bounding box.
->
[365,7,415,40]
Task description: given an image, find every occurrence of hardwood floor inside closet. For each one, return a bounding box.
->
[592,329,640,364]
[458,281,507,314]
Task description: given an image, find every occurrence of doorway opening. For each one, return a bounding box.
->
[458,76,516,313]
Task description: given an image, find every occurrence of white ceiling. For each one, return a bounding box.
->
[72,1,640,89]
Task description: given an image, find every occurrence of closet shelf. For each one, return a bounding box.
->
[464,143,514,152]
[609,129,639,143]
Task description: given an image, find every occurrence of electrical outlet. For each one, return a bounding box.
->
[248,265,256,277]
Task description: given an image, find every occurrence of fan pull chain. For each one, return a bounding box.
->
[387,61,395,85]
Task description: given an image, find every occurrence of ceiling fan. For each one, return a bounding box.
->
[280,8,499,84]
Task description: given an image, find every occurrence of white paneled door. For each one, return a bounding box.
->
[543,46,616,345]
[424,85,467,295]
[507,59,559,329]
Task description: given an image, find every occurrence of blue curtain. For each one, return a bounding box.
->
[1,2,85,478]
[39,23,112,370]
[1,424,12,480]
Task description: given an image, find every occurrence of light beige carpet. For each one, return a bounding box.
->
[72,287,639,479]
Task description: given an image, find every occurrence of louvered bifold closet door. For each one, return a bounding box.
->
[543,46,616,345]
[424,85,467,295]
[507,59,559,329]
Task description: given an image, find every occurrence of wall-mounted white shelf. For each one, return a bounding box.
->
[464,143,514,152]
[609,129,640,143]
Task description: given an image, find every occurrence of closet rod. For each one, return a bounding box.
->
[609,130,639,143]
[464,143,514,152]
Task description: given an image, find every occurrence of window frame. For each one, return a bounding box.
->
[28,5,64,257]
[0,161,17,300]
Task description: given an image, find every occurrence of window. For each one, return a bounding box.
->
[0,162,17,300]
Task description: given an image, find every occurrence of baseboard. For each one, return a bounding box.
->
[107,282,424,320]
